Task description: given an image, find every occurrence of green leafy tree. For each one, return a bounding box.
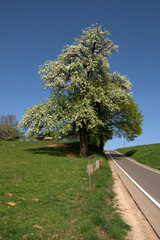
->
[19,25,132,157]
[112,97,143,147]
[95,96,143,149]
[0,114,19,140]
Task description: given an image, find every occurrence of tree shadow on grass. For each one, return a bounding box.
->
[24,142,80,158]
[125,149,137,157]
[24,142,104,158]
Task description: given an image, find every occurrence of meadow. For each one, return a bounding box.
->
[0,140,129,240]
[117,143,160,170]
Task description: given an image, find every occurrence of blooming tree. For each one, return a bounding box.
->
[19,25,132,157]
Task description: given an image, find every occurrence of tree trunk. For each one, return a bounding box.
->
[99,134,104,151]
[79,123,88,157]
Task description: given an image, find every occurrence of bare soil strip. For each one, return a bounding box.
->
[47,144,72,149]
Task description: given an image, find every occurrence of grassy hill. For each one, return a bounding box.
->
[117,143,160,170]
[0,140,129,240]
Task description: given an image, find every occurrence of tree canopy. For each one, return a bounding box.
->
[0,114,19,140]
[18,25,142,156]
[113,97,143,141]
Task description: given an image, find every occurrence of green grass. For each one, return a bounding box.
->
[117,143,160,170]
[0,140,130,240]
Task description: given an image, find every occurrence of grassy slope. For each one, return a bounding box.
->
[0,140,129,240]
[117,143,160,170]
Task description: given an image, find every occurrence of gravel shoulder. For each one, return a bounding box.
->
[108,158,159,240]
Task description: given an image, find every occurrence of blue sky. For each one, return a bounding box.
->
[0,0,160,149]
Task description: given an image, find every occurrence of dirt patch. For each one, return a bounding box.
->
[32,198,39,202]
[6,193,13,197]
[7,202,16,206]
[48,144,72,149]
[17,197,26,200]
[33,225,43,230]
[108,159,158,240]
[66,154,79,158]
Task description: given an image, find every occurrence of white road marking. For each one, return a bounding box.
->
[108,152,160,209]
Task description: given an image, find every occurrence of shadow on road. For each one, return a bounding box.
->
[109,150,137,161]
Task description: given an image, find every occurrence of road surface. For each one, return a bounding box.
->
[107,150,160,238]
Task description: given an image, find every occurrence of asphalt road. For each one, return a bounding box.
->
[108,150,160,238]
[109,151,160,203]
